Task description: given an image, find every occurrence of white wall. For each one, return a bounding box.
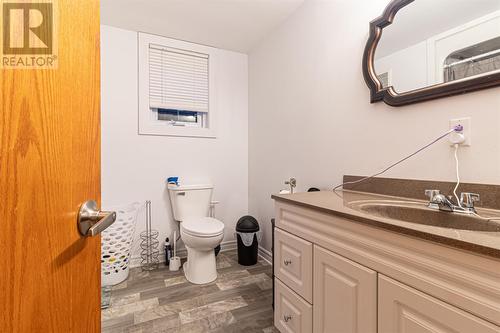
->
[375,41,428,92]
[101,25,249,265]
[248,0,500,251]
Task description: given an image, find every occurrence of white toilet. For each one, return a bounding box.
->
[168,184,224,284]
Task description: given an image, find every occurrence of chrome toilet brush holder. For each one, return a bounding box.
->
[169,230,181,271]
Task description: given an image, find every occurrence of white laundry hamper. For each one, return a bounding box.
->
[101,202,141,286]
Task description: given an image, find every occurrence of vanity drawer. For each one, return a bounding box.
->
[274,228,313,303]
[275,278,312,333]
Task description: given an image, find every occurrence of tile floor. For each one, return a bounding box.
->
[102,250,277,333]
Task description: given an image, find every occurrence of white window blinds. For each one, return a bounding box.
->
[149,44,209,113]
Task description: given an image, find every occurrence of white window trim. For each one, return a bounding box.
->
[138,32,218,138]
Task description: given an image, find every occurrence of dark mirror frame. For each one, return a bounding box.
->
[363,0,500,107]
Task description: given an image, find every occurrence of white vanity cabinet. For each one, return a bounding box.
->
[274,229,378,333]
[274,228,313,303]
[273,200,500,333]
[378,275,500,333]
[275,278,312,333]
[313,245,377,333]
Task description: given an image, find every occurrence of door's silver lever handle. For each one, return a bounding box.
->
[77,200,116,237]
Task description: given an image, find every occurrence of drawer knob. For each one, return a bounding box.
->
[283,259,292,266]
[283,314,292,322]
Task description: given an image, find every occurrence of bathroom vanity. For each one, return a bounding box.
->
[272,180,500,333]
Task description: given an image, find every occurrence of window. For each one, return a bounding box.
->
[377,71,390,89]
[139,33,217,137]
[155,109,204,127]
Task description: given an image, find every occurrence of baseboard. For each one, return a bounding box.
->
[258,246,273,265]
[129,240,237,268]
[219,240,238,253]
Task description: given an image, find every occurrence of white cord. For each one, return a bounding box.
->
[453,144,463,208]
[451,143,500,222]
[333,128,456,191]
[453,145,500,222]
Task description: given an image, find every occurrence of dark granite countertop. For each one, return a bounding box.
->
[272,190,500,259]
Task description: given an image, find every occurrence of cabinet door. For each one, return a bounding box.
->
[379,275,500,333]
[275,278,313,333]
[313,246,377,333]
[275,228,313,303]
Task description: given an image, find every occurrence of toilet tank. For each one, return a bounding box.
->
[168,184,213,221]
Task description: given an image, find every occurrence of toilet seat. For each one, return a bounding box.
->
[181,217,224,238]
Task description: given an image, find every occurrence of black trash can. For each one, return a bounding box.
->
[236,216,260,266]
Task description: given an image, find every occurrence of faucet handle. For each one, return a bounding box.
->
[285,178,297,187]
[460,193,480,208]
[424,189,440,201]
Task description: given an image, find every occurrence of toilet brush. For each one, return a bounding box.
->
[169,231,181,271]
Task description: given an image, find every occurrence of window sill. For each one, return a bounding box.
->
[138,122,216,138]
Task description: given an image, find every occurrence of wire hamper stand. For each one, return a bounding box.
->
[140,200,159,271]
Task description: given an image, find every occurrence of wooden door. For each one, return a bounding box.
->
[313,245,377,333]
[378,275,500,333]
[0,1,101,332]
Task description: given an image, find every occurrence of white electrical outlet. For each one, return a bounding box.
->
[449,117,471,146]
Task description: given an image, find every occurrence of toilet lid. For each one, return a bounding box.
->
[181,217,224,237]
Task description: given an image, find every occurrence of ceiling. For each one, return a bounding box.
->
[376,0,500,58]
[101,0,305,53]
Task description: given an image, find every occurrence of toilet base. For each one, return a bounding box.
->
[183,246,218,284]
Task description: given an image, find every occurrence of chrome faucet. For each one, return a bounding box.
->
[285,178,297,194]
[425,190,480,214]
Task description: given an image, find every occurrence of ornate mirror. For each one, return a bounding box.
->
[363,0,500,106]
